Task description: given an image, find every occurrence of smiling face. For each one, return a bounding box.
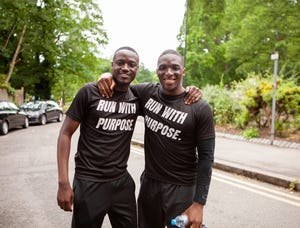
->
[156,52,185,95]
[112,48,139,91]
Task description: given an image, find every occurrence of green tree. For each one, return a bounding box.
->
[0,0,107,100]
[178,0,228,87]
[178,0,300,87]
[224,0,300,81]
[135,63,157,83]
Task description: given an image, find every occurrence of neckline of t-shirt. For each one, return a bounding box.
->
[158,85,185,101]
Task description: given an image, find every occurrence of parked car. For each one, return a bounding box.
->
[19,100,63,125]
[0,101,29,135]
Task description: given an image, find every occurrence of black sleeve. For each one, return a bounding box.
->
[193,137,215,205]
[130,82,161,97]
[129,83,148,97]
[66,85,87,122]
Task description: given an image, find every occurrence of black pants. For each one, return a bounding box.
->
[72,173,137,228]
[138,175,195,228]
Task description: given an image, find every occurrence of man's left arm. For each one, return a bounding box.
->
[97,72,202,104]
[194,138,215,204]
[183,138,215,226]
[183,137,215,226]
[184,86,202,104]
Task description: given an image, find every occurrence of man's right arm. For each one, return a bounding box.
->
[57,116,80,212]
[97,73,149,98]
[97,73,115,98]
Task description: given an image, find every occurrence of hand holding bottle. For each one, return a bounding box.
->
[171,214,207,228]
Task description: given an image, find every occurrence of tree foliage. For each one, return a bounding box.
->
[203,73,300,136]
[178,0,300,87]
[235,73,300,130]
[0,0,108,101]
[134,63,158,84]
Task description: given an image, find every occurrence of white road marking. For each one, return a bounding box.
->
[213,176,300,208]
[213,172,300,201]
[131,146,300,208]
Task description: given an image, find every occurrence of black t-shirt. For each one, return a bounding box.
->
[67,82,140,182]
[131,83,215,185]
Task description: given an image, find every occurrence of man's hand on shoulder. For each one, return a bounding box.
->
[184,86,202,105]
[97,72,115,98]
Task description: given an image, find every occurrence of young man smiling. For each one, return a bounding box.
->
[98,49,215,228]
[57,47,140,228]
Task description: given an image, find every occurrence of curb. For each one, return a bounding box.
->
[213,159,300,191]
[216,132,300,150]
[130,139,300,192]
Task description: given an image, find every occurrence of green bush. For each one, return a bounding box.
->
[7,86,15,97]
[232,72,300,134]
[232,73,271,128]
[235,107,250,128]
[240,127,260,139]
[0,74,6,84]
[202,85,242,125]
[0,75,16,97]
[202,72,299,138]
[275,80,300,128]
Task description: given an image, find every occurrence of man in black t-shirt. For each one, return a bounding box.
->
[57,47,140,228]
[98,50,215,228]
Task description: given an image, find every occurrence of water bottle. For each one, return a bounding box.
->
[171,214,188,227]
[171,214,207,228]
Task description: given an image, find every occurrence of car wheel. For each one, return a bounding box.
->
[0,121,9,135]
[23,117,29,128]
[57,112,63,122]
[39,115,47,125]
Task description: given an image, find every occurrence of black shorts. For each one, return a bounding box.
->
[72,172,137,228]
[137,174,195,228]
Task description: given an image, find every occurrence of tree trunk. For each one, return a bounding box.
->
[2,23,16,51]
[5,24,27,84]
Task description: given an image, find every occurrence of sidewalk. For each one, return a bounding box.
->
[131,117,300,191]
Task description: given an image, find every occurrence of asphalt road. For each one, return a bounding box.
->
[0,121,300,227]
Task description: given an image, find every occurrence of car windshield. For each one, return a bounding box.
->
[20,102,42,110]
[0,102,7,111]
[0,102,18,111]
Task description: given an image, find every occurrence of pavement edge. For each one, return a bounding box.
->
[131,139,300,192]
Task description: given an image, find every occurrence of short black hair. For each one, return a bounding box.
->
[113,46,139,59]
[157,49,184,66]
[158,49,182,59]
